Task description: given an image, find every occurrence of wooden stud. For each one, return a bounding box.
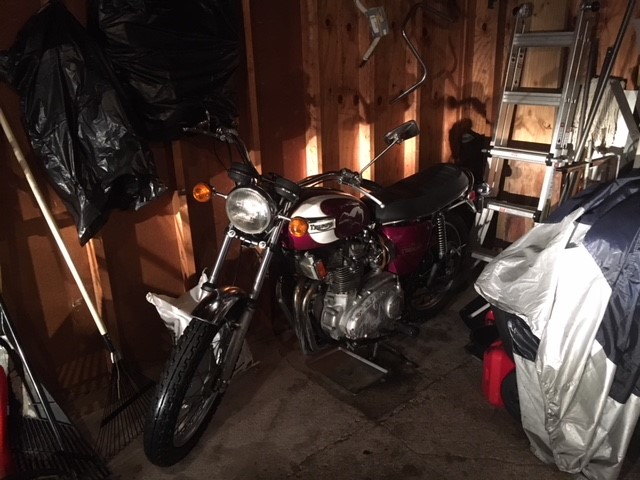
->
[241,0,263,172]
[170,141,197,288]
[300,0,323,178]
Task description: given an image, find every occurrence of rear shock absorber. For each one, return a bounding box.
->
[436,212,447,260]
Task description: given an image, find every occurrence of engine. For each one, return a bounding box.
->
[293,236,404,342]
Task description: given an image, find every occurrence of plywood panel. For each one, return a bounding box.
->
[465,0,517,137]
[418,3,470,170]
[99,194,180,368]
[317,1,362,173]
[300,0,323,177]
[360,1,420,184]
[173,135,237,271]
[246,0,307,180]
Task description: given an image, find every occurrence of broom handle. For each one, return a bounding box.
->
[0,105,109,337]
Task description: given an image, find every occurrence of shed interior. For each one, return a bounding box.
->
[0,0,639,477]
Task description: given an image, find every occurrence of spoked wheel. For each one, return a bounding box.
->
[406,211,469,320]
[144,316,239,467]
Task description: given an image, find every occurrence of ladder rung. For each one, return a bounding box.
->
[503,91,562,106]
[471,246,498,262]
[485,200,538,218]
[489,147,550,164]
[513,31,574,48]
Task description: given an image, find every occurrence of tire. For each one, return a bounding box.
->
[501,370,521,421]
[406,211,470,320]
[143,313,241,466]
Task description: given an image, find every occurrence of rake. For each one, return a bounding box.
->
[0,293,110,479]
[0,104,154,460]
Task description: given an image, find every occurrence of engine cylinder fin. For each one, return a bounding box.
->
[328,265,363,293]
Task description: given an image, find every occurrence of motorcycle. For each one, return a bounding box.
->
[143,120,477,466]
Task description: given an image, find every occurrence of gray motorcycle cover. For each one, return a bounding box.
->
[475,171,640,480]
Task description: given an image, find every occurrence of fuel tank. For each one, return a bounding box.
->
[283,189,370,250]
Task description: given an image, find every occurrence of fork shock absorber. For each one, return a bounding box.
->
[436,212,447,259]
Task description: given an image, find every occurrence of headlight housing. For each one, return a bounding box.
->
[225,187,275,234]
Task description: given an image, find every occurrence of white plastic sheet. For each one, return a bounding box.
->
[475,207,640,480]
[146,273,253,371]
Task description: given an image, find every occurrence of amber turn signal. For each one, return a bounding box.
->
[192,183,213,202]
[289,217,309,238]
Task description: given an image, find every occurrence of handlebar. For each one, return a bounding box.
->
[183,122,258,176]
[183,122,240,143]
[184,119,392,209]
[298,168,361,187]
[298,169,385,208]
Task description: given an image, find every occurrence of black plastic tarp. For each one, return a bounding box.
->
[0,2,166,245]
[88,0,241,140]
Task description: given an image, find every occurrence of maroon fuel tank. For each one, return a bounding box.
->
[282,189,370,250]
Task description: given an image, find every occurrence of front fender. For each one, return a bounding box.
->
[190,286,248,329]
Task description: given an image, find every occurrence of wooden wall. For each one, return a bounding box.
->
[0,0,638,416]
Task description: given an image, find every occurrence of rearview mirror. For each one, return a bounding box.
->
[383,120,420,145]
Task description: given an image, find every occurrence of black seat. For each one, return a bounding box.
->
[369,163,470,224]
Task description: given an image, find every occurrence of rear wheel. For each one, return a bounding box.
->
[406,211,469,320]
[143,314,240,466]
[501,370,521,421]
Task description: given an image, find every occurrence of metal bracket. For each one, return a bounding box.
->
[355,0,390,67]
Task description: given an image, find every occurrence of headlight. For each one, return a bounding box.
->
[225,187,275,234]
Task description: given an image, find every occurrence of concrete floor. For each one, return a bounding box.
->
[106,287,640,480]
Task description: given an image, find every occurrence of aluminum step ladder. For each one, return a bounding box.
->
[472,1,599,262]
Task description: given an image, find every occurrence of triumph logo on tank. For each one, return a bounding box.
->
[400,244,422,254]
[309,218,336,233]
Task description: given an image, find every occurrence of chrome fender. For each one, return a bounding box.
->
[190,286,248,328]
[190,286,254,385]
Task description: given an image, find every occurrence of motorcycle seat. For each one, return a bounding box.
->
[368,163,470,224]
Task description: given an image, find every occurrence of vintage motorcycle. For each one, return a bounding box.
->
[143,120,477,466]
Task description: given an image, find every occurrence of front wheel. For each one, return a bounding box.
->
[143,312,242,466]
[406,211,470,321]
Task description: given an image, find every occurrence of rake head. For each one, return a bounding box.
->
[10,415,111,480]
[95,359,155,460]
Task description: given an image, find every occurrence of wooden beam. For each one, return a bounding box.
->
[372,1,421,184]
[465,0,504,136]
[241,0,263,172]
[300,0,322,177]
[170,141,197,288]
[245,0,307,180]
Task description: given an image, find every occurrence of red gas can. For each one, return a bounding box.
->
[482,340,516,408]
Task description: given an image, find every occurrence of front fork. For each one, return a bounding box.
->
[201,220,286,384]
